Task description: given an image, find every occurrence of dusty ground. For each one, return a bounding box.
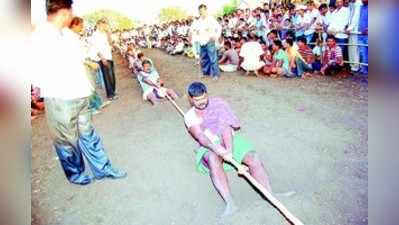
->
[31,49,368,225]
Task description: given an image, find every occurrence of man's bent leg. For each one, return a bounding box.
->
[242,152,272,192]
[203,151,237,216]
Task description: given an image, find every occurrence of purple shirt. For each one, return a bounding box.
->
[185,97,240,136]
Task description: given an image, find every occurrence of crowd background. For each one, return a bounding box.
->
[31,0,368,120]
[111,0,368,78]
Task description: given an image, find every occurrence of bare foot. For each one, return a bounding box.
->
[245,71,250,76]
[302,72,312,79]
[219,202,238,222]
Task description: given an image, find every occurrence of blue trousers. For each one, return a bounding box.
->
[358,35,368,74]
[295,57,322,76]
[200,41,220,77]
[44,97,112,183]
[89,91,103,111]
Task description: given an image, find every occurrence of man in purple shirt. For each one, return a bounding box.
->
[184,82,272,219]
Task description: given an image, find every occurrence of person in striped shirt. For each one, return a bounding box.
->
[321,35,344,76]
[295,36,318,78]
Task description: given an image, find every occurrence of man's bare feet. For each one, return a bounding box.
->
[219,202,238,222]
[254,70,259,77]
[302,72,312,79]
[270,74,278,78]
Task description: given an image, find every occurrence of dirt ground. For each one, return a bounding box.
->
[31,49,368,225]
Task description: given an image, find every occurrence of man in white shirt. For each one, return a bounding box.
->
[328,0,350,62]
[304,1,321,43]
[346,0,362,72]
[196,4,222,80]
[31,0,126,185]
[91,19,119,100]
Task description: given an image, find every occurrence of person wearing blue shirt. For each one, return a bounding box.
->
[358,0,368,74]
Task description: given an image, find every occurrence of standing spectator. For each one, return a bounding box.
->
[346,0,362,73]
[317,3,331,42]
[218,41,239,72]
[293,5,306,39]
[196,4,222,80]
[239,35,265,76]
[255,13,268,44]
[328,0,350,63]
[357,0,368,74]
[321,35,344,75]
[91,19,119,100]
[304,1,321,43]
[68,17,110,115]
[32,0,126,185]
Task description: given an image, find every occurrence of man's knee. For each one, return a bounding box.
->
[207,152,224,171]
[244,152,263,168]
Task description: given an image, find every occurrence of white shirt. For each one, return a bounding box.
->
[347,0,362,33]
[195,16,222,46]
[189,20,200,42]
[321,11,331,28]
[174,42,185,52]
[328,6,351,39]
[304,9,321,35]
[31,22,93,99]
[184,107,202,129]
[184,107,219,142]
[90,30,113,60]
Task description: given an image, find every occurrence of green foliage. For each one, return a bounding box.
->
[217,0,239,17]
[158,7,188,22]
[83,9,135,31]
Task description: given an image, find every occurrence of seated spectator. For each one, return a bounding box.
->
[137,60,178,105]
[239,35,265,76]
[321,35,344,76]
[312,38,324,71]
[266,29,279,46]
[283,38,300,77]
[218,41,240,72]
[171,37,185,55]
[261,46,274,75]
[295,37,319,78]
[270,39,291,78]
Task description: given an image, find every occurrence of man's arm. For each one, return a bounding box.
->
[221,126,234,152]
[143,77,161,88]
[188,125,228,156]
[218,52,227,64]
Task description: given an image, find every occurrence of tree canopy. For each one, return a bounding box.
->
[158,7,188,22]
[83,9,135,31]
[217,0,239,17]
